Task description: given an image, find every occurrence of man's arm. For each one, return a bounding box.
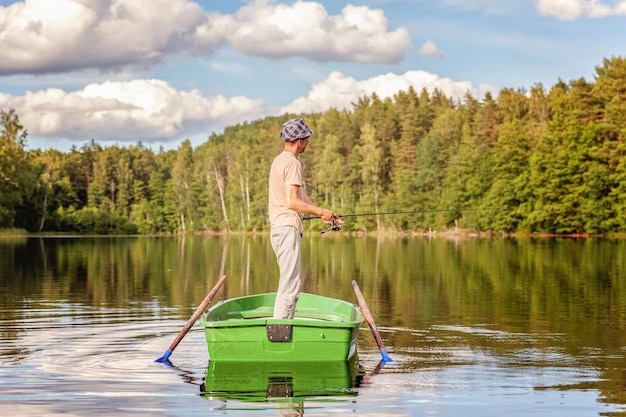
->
[302,190,314,206]
[286,184,337,223]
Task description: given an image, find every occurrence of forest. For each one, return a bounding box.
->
[1,57,625,236]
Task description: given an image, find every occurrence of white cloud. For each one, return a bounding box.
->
[0,0,216,75]
[279,70,482,115]
[418,40,446,59]
[0,79,266,145]
[0,70,498,148]
[536,0,626,20]
[226,1,411,64]
[0,0,411,76]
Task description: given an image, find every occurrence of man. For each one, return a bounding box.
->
[268,118,340,319]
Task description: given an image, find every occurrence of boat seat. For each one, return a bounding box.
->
[224,309,342,322]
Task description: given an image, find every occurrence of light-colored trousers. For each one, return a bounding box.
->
[270,225,302,319]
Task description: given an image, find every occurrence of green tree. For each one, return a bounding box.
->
[200,132,232,232]
[33,149,77,232]
[353,123,384,231]
[388,88,420,230]
[0,109,39,229]
[146,150,177,234]
[414,134,444,228]
[421,107,463,227]
[592,57,626,231]
[481,120,531,232]
[315,109,358,219]
[316,133,349,212]
[171,139,198,232]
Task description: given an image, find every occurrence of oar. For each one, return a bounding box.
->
[155,275,227,364]
[352,280,393,364]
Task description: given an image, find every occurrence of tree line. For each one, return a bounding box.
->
[2,57,626,236]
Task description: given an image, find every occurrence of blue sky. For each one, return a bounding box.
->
[1,0,625,151]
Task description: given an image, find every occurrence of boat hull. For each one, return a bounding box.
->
[200,293,363,362]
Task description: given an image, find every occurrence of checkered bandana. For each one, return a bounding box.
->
[280,118,313,141]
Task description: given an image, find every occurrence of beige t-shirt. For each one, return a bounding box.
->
[268,151,304,233]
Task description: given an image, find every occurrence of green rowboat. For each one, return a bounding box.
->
[199,292,364,362]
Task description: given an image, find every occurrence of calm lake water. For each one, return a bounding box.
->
[1,235,624,416]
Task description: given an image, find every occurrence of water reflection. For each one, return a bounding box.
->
[1,236,625,416]
[199,356,362,404]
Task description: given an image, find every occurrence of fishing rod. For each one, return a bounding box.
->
[304,208,484,221]
[304,208,487,234]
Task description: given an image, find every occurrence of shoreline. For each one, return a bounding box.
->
[1,228,620,239]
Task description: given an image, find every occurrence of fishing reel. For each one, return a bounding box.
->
[321,219,343,234]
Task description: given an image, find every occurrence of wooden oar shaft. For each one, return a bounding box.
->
[168,274,227,351]
[352,280,385,350]
[352,280,393,363]
[156,275,227,363]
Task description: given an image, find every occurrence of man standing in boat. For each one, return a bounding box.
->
[268,118,341,319]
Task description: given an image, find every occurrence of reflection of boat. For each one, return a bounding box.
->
[199,356,362,403]
[199,292,364,362]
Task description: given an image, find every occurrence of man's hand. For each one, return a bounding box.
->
[320,208,342,225]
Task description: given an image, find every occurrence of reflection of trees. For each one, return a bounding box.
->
[2,236,625,408]
[4,236,624,339]
[338,236,626,409]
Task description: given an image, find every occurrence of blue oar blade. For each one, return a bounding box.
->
[155,349,172,363]
[380,349,393,365]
